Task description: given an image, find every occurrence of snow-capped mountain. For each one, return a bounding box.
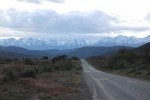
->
[94,35,150,47]
[0,38,92,50]
[0,38,49,50]
[0,35,149,50]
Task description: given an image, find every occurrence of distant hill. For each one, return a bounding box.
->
[0,46,52,58]
[0,51,30,58]
[63,46,133,58]
[98,42,150,57]
[0,45,133,58]
[133,42,150,55]
[86,43,150,80]
[2,42,149,58]
[135,42,150,50]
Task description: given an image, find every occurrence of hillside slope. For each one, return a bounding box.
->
[63,46,133,58]
[0,45,134,58]
[87,42,150,80]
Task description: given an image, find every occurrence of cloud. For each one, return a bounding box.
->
[17,0,65,3]
[17,0,40,3]
[0,9,114,33]
[145,13,150,22]
[0,9,149,35]
[47,0,65,3]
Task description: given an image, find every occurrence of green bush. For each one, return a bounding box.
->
[117,49,138,62]
[63,61,73,70]
[53,59,73,71]
[52,55,67,64]
[20,70,36,78]
[43,56,49,60]
[43,66,52,72]
[24,58,33,65]
[71,57,79,61]
[3,70,17,82]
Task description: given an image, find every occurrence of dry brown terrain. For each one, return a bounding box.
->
[0,57,92,100]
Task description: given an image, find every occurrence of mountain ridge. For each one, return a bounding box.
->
[0,35,149,50]
[0,45,134,58]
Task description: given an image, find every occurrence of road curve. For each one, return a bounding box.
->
[81,59,150,100]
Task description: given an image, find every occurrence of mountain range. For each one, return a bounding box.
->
[0,35,149,50]
[0,46,132,58]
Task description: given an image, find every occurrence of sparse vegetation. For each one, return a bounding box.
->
[20,70,36,78]
[3,70,17,82]
[87,43,150,80]
[0,55,91,100]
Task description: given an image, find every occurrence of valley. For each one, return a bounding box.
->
[0,41,149,100]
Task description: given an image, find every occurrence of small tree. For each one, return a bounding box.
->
[71,57,79,60]
[21,70,36,78]
[3,70,17,82]
[24,58,32,65]
[43,56,49,60]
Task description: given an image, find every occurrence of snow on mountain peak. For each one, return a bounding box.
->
[0,35,149,50]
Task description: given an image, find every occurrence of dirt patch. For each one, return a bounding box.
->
[24,76,79,96]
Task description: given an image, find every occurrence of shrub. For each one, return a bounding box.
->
[3,70,17,82]
[20,70,36,78]
[24,58,33,65]
[117,49,138,62]
[53,59,73,70]
[71,57,79,61]
[63,61,73,70]
[52,55,67,64]
[5,59,13,62]
[43,66,52,72]
[35,67,39,73]
[43,56,49,60]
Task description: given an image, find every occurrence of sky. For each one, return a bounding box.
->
[0,0,150,40]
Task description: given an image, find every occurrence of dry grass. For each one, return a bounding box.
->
[0,59,91,100]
